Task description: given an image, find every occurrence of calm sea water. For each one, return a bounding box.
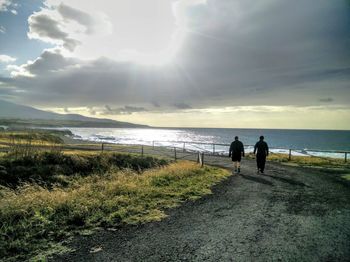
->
[65,127,350,158]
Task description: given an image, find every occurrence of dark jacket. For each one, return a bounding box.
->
[254,140,269,156]
[229,140,245,157]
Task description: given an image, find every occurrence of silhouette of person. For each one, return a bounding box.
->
[254,136,269,174]
[229,136,245,173]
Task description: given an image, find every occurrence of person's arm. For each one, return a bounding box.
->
[266,142,269,156]
[229,143,233,157]
[241,142,245,157]
[254,142,257,155]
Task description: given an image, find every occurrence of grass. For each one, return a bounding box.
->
[0,159,229,261]
[0,131,64,145]
[245,152,350,169]
[342,174,350,181]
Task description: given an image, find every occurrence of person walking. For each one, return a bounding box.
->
[229,136,245,173]
[254,136,269,174]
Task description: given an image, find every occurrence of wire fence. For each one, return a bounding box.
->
[0,140,349,164]
[151,140,349,162]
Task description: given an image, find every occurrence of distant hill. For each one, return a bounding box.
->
[0,100,147,128]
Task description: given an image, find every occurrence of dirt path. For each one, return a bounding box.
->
[53,158,350,262]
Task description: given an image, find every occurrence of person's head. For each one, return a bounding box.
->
[259,136,264,140]
[235,136,239,141]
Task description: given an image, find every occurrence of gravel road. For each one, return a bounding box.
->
[53,158,350,262]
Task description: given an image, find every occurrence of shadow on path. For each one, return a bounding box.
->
[262,174,308,187]
[238,173,274,186]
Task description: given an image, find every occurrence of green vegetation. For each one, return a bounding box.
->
[0,149,229,261]
[0,130,65,145]
[0,151,168,188]
[342,174,350,181]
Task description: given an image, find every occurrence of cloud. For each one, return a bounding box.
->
[4,0,350,114]
[319,97,334,103]
[104,105,148,115]
[152,101,161,108]
[0,0,18,14]
[27,1,112,53]
[7,49,79,77]
[57,3,96,34]
[173,103,192,109]
[0,54,16,63]
[0,0,11,11]
[28,13,80,51]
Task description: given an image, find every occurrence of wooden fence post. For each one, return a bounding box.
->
[174,147,177,160]
[345,152,348,163]
[213,144,215,155]
[141,145,144,157]
[288,149,292,161]
[197,152,200,163]
[101,143,104,152]
[201,152,204,167]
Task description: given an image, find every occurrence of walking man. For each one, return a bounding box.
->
[254,136,269,174]
[229,136,245,173]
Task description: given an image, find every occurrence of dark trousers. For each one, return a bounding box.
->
[256,154,266,172]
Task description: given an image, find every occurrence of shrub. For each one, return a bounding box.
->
[0,152,169,188]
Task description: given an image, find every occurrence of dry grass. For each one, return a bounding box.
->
[246,152,349,169]
[0,161,229,261]
[0,131,63,145]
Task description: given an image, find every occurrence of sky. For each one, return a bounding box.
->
[0,0,350,129]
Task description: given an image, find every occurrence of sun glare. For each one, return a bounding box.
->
[117,29,185,66]
[58,0,188,66]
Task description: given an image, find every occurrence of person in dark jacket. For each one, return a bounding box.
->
[229,136,245,173]
[254,136,269,174]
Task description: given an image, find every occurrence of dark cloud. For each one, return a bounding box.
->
[28,13,80,51]
[0,76,14,84]
[104,105,148,115]
[21,49,79,75]
[57,3,96,34]
[173,103,192,109]
[152,101,161,108]
[319,98,334,103]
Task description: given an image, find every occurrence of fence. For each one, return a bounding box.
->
[0,140,349,164]
[150,140,349,163]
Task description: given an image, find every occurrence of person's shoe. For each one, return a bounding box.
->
[257,169,260,174]
[261,170,264,174]
[237,168,240,173]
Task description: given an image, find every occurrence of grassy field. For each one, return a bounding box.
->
[0,149,229,261]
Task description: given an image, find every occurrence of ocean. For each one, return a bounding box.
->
[64,127,350,159]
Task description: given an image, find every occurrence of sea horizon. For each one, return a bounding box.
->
[58,127,350,159]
